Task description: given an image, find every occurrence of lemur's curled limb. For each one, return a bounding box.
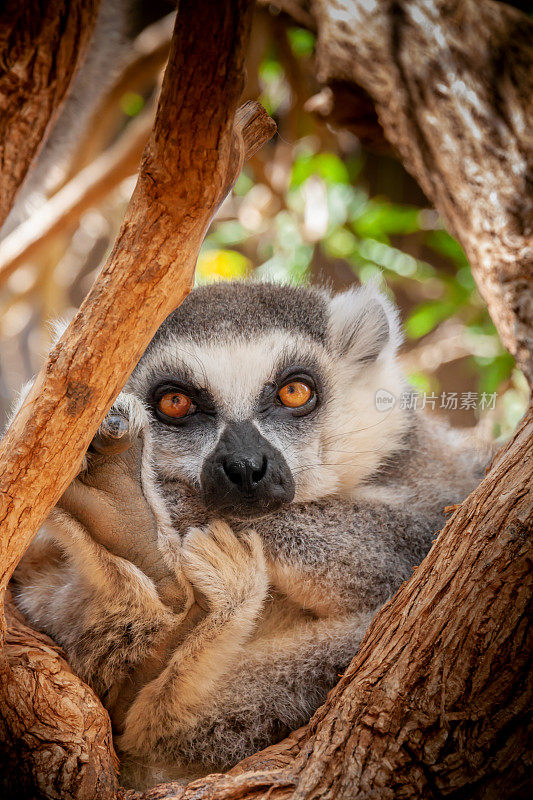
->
[118,490,437,781]
[118,605,372,784]
[15,394,195,709]
[118,521,269,760]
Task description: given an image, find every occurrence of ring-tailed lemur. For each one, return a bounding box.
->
[13,281,490,788]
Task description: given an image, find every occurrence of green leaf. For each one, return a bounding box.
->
[405,301,456,338]
[455,265,476,290]
[290,153,350,188]
[234,171,253,196]
[210,221,248,246]
[475,353,515,395]
[352,202,422,238]
[358,264,385,283]
[407,371,435,394]
[315,153,350,184]
[287,27,316,57]
[120,91,144,117]
[425,230,469,267]
[258,53,288,115]
[355,238,431,279]
[324,228,358,258]
[259,56,284,82]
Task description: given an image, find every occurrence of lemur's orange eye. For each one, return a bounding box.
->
[278,381,312,408]
[158,392,193,418]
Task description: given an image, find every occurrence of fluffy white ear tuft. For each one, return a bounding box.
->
[327,283,402,364]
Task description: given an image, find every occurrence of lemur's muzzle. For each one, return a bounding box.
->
[200,421,295,517]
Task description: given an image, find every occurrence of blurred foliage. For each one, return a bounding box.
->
[197,23,528,438]
[0,11,528,439]
[119,91,145,117]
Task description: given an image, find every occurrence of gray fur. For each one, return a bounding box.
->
[13,281,490,789]
[144,282,330,348]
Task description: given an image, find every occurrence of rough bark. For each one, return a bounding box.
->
[308,0,533,383]
[0,1,275,797]
[0,0,101,229]
[1,592,118,800]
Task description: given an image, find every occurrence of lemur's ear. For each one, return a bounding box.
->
[327,284,402,364]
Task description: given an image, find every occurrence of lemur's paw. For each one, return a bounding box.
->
[54,392,188,606]
[181,521,268,613]
[87,392,149,462]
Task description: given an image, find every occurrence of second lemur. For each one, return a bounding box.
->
[14,282,490,788]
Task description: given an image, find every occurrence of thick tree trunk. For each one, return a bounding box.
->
[310,0,533,383]
[0,1,275,796]
[0,0,101,229]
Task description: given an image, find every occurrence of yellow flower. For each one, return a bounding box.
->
[196,249,251,283]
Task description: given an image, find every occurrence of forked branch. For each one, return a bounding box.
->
[0,2,531,799]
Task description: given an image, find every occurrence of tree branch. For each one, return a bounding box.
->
[310,0,533,382]
[0,102,155,288]
[1,591,119,800]
[0,0,101,229]
[0,3,275,795]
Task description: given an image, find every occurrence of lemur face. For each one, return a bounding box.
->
[129,282,407,518]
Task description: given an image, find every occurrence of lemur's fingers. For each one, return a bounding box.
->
[90,412,134,455]
[62,392,149,497]
[73,392,148,473]
[181,521,268,613]
[90,390,149,459]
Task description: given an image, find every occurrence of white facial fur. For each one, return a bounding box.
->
[128,284,409,505]
[319,283,409,500]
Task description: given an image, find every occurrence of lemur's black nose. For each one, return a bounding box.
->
[223,455,268,493]
[200,421,295,515]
